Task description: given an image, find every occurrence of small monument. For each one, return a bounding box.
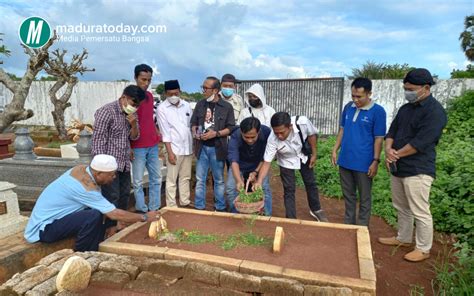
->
[0,182,28,239]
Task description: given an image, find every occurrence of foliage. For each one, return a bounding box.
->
[298,91,474,245]
[156,83,204,102]
[450,64,474,78]
[433,242,474,295]
[350,61,415,79]
[46,140,74,148]
[238,187,264,203]
[166,227,271,251]
[459,14,474,62]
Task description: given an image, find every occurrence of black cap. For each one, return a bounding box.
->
[164,80,180,91]
[221,73,238,83]
[403,68,435,86]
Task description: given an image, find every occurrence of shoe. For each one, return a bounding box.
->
[309,210,329,222]
[378,236,412,247]
[404,249,430,262]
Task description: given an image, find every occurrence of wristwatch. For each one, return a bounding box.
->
[142,213,148,222]
[216,131,221,138]
[373,158,380,163]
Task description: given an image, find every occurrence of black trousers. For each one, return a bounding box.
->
[40,209,106,251]
[279,160,321,219]
[339,166,373,226]
[101,170,131,227]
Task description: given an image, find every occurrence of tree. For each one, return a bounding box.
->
[0,33,11,61]
[350,61,415,79]
[44,49,94,140]
[0,32,57,132]
[459,15,474,62]
[451,64,474,78]
[155,83,165,95]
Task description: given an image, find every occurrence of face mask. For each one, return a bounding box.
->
[167,95,180,105]
[123,103,137,114]
[206,94,215,102]
[249,99,262,108]
[404,89,422,103]
[221,88,234,97]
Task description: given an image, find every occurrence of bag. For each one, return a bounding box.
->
[295,116,312,156]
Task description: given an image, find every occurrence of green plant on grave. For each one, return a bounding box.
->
[238,187,264,203]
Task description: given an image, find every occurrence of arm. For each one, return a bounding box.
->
[253,161,271,190]
[331,127,344,166]
[367,137,384,178]
[157,106,176,165]
[307,134,318,168]
[105,208,159,223]
[91,109,110,155]
[128,113,140,140]
[231,162,245,191]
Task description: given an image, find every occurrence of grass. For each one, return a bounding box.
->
[46,140,74,148]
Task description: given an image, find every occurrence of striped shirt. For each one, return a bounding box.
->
[92,100,139,172]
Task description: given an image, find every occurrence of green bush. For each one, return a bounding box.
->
[298,90,474,245]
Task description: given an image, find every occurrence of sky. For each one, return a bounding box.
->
[0,0,472,92]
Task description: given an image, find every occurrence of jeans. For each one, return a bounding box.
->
[40,209,106,251]
[226,168,272,215]
[195,145,225,210]
[279,160,321,219]
[339,166,373,226]
[132,144,162,212]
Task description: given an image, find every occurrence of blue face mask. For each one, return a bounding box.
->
[221,88,234,97]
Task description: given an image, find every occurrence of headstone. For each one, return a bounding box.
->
[60,143,79,159]
[75,130,92,163]
[273,226,285,253]
[13,128,36,160]
[0,182,28,239]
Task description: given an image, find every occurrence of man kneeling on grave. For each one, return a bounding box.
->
[24,154,159,251]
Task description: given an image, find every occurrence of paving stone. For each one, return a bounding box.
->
[185,262,223,286]
[304,285,353,296]
[11,266,58,295]
[25,276,57,296]
[261,276,304,296]
[219,270,261,293]
[142,259,187,278]
[98,259,139,280]
[124,272,173,293]
[90,271,130,288]
[35,249,74,267]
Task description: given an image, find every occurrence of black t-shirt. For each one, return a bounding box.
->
[203,102,216,147]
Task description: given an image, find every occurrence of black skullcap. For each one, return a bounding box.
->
[403,68,436,86]
[164,80,180,90]
[221,73,238,83]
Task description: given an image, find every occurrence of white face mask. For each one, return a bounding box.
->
[167,95,180,105]
[206,94,215,102]
[123,103,137,114]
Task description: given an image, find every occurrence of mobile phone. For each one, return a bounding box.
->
[389,162,398,174]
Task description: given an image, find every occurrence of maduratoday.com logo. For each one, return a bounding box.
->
[18,16,52,49]
[18,17,167,46]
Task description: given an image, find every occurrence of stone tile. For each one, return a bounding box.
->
[90,271,130,288]
[25,276,57,296]
[239,260,283,278]
[304,285,353,296]
[184,262,223,286]
[219,270,261,293]
[98,259,139,280]
[35,249,74,267]
[260,276,304,296]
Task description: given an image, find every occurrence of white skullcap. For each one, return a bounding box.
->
[90,154,118,172]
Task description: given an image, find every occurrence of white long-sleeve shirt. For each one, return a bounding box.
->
[156,99,193,156]
[264,116,318,169]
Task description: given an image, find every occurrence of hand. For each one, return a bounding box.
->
[309,155,317,168]
[236,180,245,191]
[146,210,160,222]
[200,130,217,141]
[385,148,399,163]
[248,172,258,183]
[331,150,338,167]
[252,182,262,192]
[167,151,177,165]
[130,150,135,161]
[385,159,391,172]
[367,161,379,178]
[126,113,138,126]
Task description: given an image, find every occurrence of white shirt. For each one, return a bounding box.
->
[156,99,193,156]
[264,116,318,169]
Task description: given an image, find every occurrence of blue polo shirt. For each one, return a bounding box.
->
[24,166,116,243]
[338,101,386,173]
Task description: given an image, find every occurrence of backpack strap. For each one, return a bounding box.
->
[295,115,306,145]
